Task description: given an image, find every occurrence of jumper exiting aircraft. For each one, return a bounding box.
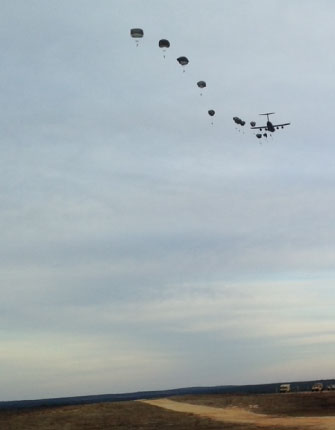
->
[250,113,290,133]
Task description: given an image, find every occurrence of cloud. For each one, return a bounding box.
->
[1,0,335,399]
[0,332,178,400]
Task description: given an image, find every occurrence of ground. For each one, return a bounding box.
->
[1,392,335,430]
[172,391,335,416]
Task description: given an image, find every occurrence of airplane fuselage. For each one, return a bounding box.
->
[267,121,275,133]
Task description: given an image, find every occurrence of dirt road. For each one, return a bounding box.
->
[140,398,335,430]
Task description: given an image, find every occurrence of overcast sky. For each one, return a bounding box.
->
[1,0,335,401]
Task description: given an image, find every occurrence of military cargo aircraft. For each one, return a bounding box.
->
[250,112,290,133]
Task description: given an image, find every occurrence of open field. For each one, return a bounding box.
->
[1,392,335,429]
[143,394,335,429]
[172,391,335,416]
[0,400,266,430]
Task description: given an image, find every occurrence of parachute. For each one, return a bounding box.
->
[197,80,206,96]
[233,117,246,133]
[159,39,170,58]
[177,56,189,72]
[256,133,262,139]
[208,109,215,125]
[233,117,246,126]
[177,56,189,66]
[130,28,144,47]
[233,117,243,125]
[250,121,256,127]
[159,39,170,48]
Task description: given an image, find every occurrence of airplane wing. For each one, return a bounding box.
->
[250,123,290,130]
[272,123,291,128]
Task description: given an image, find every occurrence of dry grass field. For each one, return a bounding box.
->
[1,392,335,430]
[0,400,263,430]
[173,391,335,416]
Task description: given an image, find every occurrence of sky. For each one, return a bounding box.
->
[1,0,335,401]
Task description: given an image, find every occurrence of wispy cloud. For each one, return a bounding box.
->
[1,0,335,400]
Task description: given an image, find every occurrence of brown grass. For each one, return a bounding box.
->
[172,391,335,417]
[1,392,335,430]
[0,400,261,430]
